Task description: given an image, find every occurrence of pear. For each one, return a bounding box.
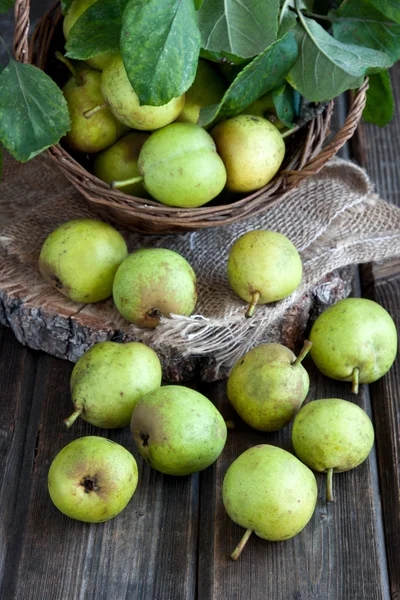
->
[176,59,226,128]
[39,219,128,303]
[223,445,317,559]
[48,436,138,522]
[94,131,150,197]
[113,248,197,328]
[292,398,375,502]
[113,123,227,207]
[101,55,185,130]
[227,230,302,317]
[130,386,227,475]
[63,0,117,71]
[241,93,286,130]
[64,341,162,429]
[62,65,127,153]
[211,114,285,192]
[309,298,398,393]
[227,340,312,431]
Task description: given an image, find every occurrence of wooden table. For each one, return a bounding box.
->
[1,5,400,599]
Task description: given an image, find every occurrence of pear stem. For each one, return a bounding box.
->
[245,291,260,319]
[111,176,144,189]
[326,468,334,502]
[55,51,80,83]
[63,406,83,428]
[292,339,313,366]
[225,420,235,430]
[83,103,109,119]
[231,528,253,560]
[281,125,300,139]
[351,367,360,394]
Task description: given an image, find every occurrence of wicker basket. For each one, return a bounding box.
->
[14,0,368,234]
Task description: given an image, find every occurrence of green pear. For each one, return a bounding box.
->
[62,65,127,153]
[227,230,303,317]
[101,55,185,130]
[112,248,197,328]
[292,398,375,501]
[64,341,162,429]
[227,340,312,432]
[130,386,227,475]
[113,123,227,207]
[175,59,226,128]
[63,0,117,71]
[309,298,398,393]
[241,93,286,130]
[39,219,128,303]
[94,131,150,197]
[211,114,285,192]
[223,445,317,559]
[48,436,138,522]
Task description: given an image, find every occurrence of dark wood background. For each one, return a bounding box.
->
[0,3,399,599]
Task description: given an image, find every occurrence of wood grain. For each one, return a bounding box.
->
[0,335,199,600]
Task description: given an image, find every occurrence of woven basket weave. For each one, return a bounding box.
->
[14,0,368,234]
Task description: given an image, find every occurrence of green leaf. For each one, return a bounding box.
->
[199,49,249,65]
[0,60,70,162]
[60,0,74,14]
[0,0,14,13]
[278,8,298,37]
[199,31,298,126]
[198,0,280,59]
[272,83,296,127]
[66,0,127,60]
[0,145,2,180]
[287,17,392,102]
[363,70,394,126]
[369,0,400,24]
[331,0,400,63]
[121,0,201,106]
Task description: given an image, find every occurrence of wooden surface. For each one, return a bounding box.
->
[1,3,400,598]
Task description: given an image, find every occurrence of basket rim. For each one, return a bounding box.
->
[14,0,369,231]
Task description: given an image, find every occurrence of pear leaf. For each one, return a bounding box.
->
[288,17,392,101]
[0,60,70,162]
[121,0,201,106]
[331,0,400,63]
[199,31,298,126]
[272,83,296,127]
[0,0,14,13]
[60,0,74,14]
[369,0,400,24]
[363,70,394,126]
[198,0,280,58]
[66,0,128,60]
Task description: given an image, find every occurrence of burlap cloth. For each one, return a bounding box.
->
[1,152,400,380]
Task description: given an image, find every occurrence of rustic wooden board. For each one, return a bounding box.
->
[357,63,400,600]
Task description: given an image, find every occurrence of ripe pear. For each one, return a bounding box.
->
[176,59,226,128]
[223,445,317,559]
[64,341,162,429]
[48,436,138,522]
[113,248,197,328]
[115,123,226,207]
[62,65,127,153]
[292,399,375,501]
[227,340,312,431]
[241,93,286,130]
[211,114,285,192]
[94,131,150,197]
[39,219,128,303]
[227,230,302,317]
[309,298,397,393]
[101,55,185,130]
[130,385,227,475]
[63,0,117,71]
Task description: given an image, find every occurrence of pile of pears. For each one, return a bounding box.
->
[60,0,287,208]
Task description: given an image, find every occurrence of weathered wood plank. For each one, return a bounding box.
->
[356,65,400,599]
[197,359,390,600]
[0,328,37,590]
[1,349,199,600]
